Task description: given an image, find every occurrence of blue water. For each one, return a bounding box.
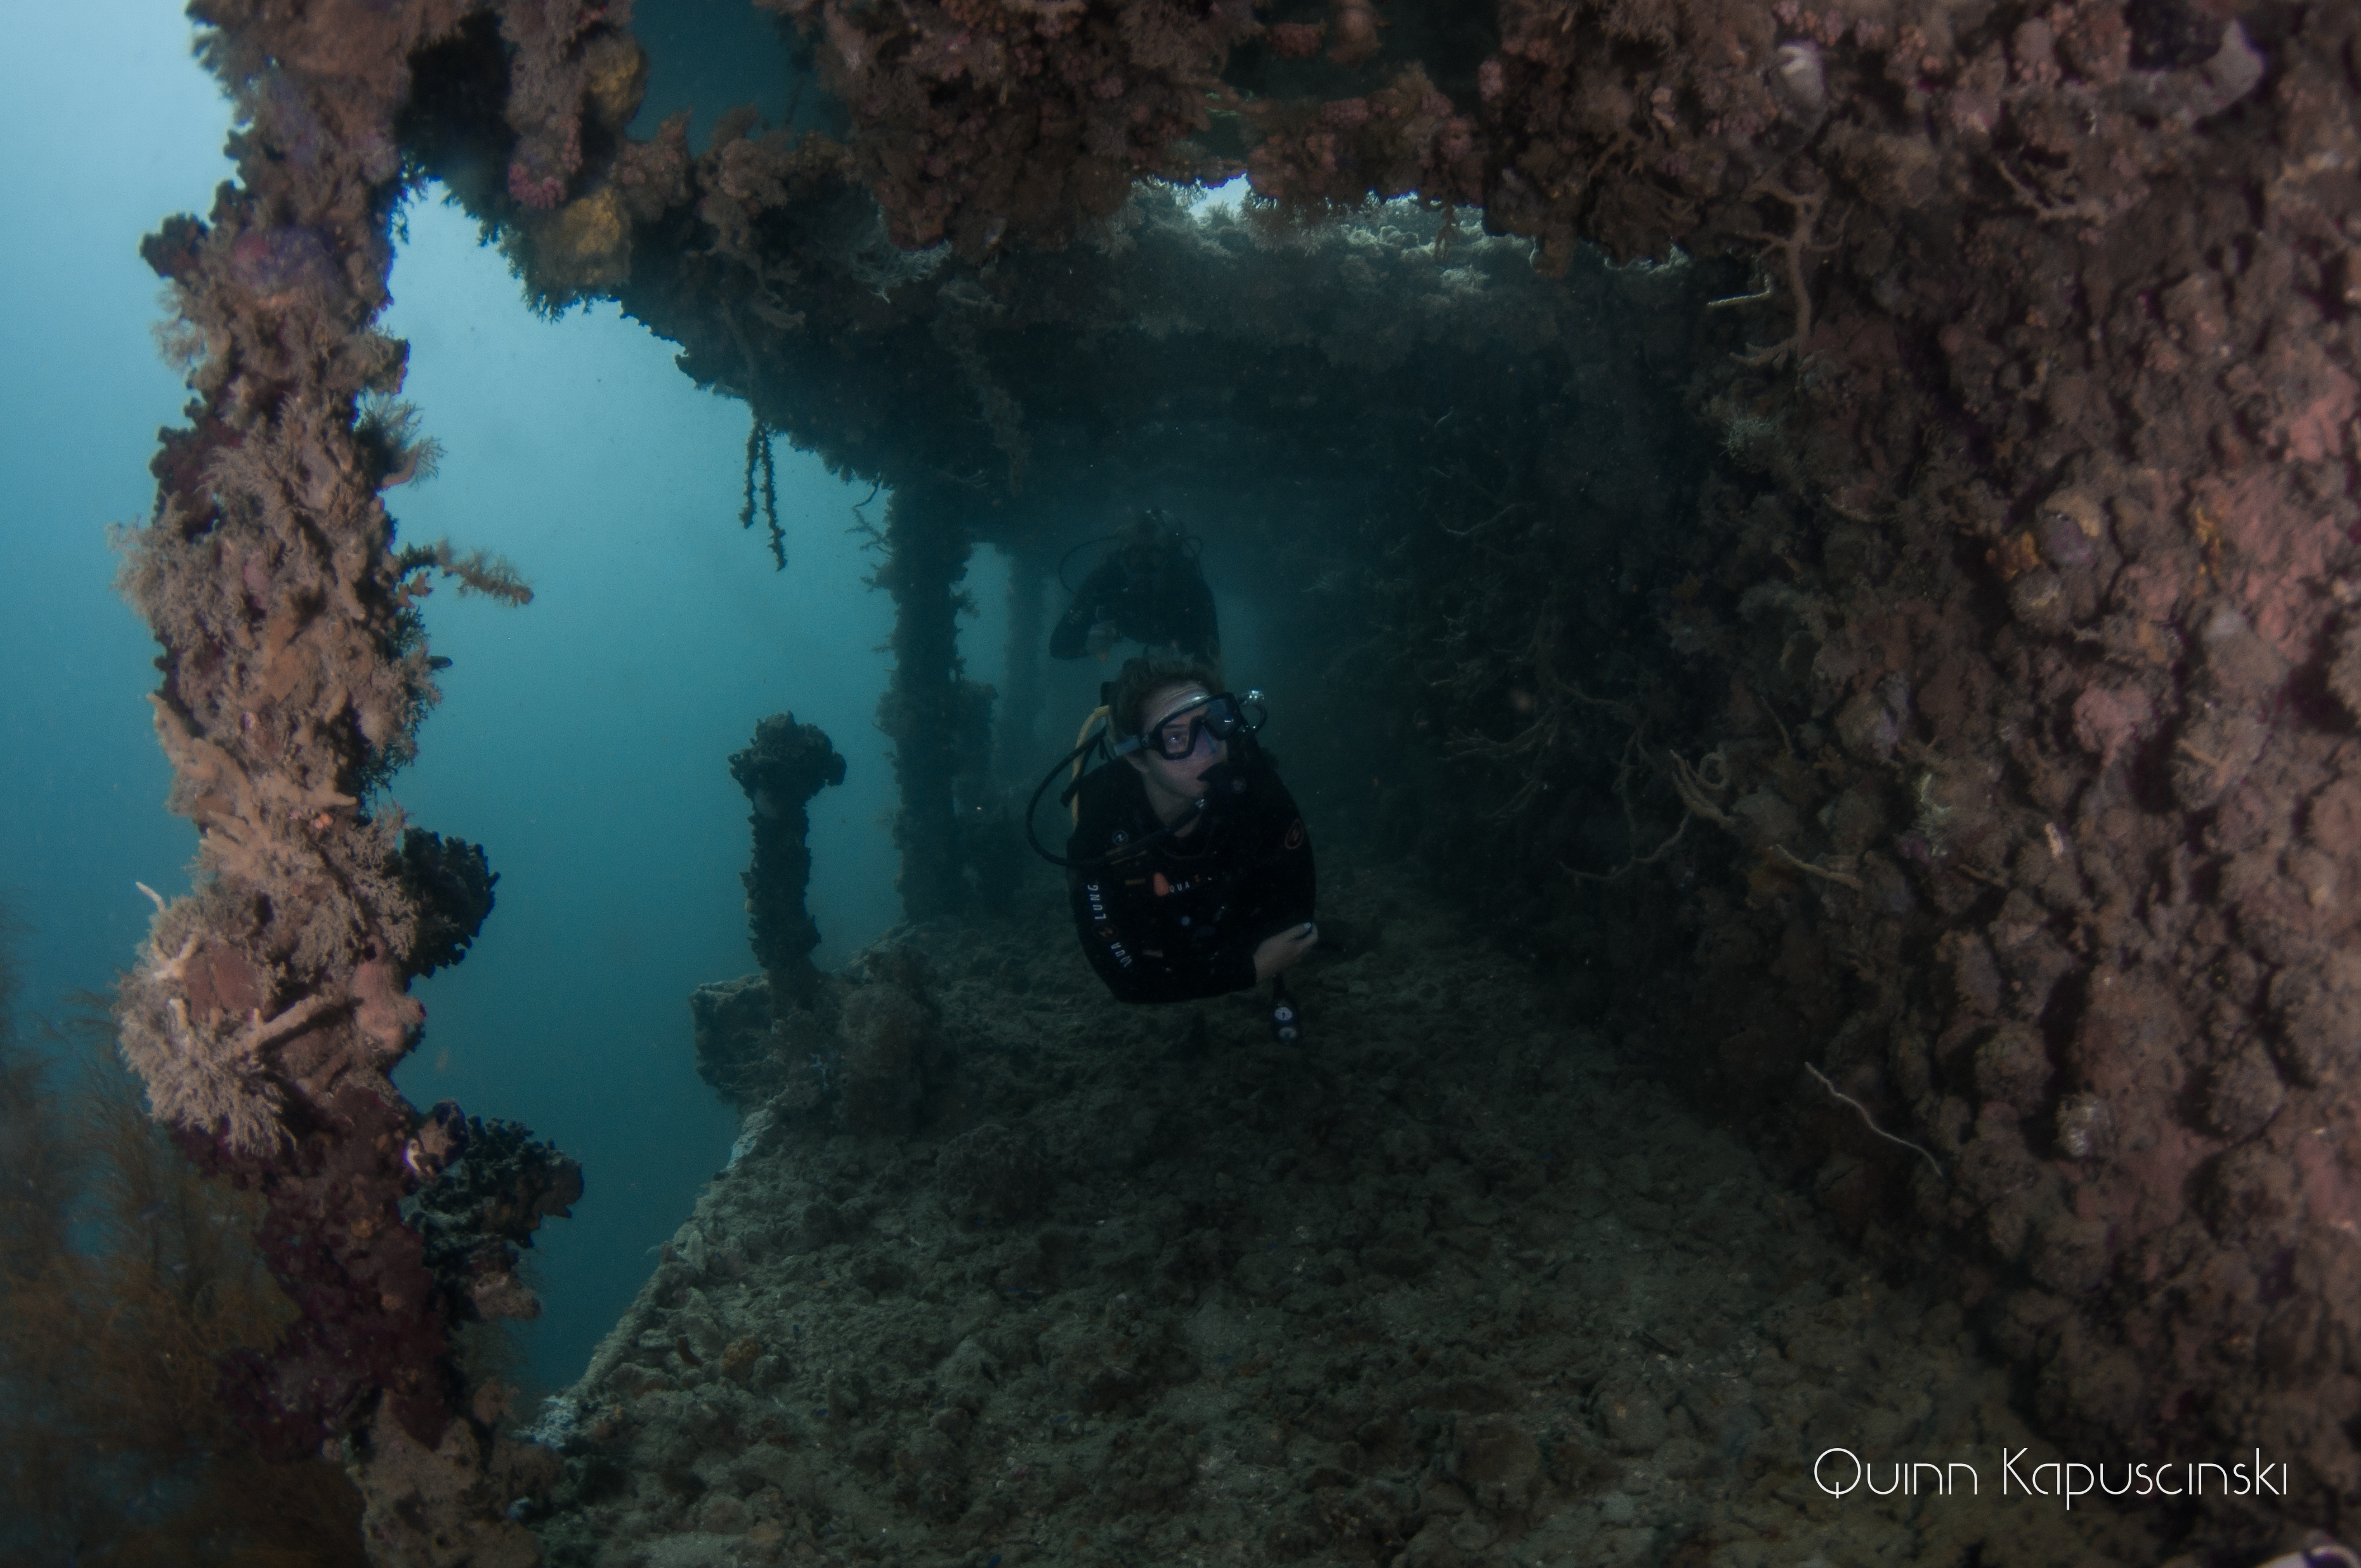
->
[1,3,228,1032]
[0,4,995,1388]
[376,195,917,1382]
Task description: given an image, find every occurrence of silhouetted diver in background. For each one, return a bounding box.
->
[1049,511,1221,664]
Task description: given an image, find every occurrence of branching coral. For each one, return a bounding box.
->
[1729,174,1834,369]
[395,537,537,605]
[358,396,446,488]
[740,412,785,569]
[1442,609,1628,820]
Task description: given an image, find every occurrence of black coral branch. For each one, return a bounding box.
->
[396,539,535,606]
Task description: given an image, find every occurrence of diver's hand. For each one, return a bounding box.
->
[1253,922,1319,983]
[1086,618,1120,658]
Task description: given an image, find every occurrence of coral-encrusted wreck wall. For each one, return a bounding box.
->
[124,0,2360,1558]
[1307,0,2361,1524]
[1423,0,2361,1520]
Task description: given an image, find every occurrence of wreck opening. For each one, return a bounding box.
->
[369,186,913,1381]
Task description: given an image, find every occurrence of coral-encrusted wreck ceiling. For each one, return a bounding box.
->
[112,0,2361,1559]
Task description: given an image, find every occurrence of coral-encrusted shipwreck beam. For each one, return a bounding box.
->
[118,2,584,1562]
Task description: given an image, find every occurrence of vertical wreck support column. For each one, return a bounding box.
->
[728,714,847,1007]
[104,4,657,1560]
[875,481,974,920]
[995,547,1048,786]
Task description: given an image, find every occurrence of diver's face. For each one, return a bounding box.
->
[1129,684,1226,799]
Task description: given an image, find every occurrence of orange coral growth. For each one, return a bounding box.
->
[1987,528,2042,582]
[1267,20,1325,57]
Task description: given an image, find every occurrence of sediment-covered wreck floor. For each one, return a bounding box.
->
[528,857,2174,1568]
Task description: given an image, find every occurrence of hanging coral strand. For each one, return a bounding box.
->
[740,410,785,570]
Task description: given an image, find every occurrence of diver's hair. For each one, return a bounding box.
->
[1109,655,1224,740]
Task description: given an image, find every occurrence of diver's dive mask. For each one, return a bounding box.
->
[1024,688,1268,867]
[1110,691,1262,762]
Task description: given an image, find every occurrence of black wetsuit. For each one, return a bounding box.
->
[1049,550,1220,663]
[1066,761,1315,1003]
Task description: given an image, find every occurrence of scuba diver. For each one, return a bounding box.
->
[1049,511,1221,665]
[1027,656,1317,1026]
